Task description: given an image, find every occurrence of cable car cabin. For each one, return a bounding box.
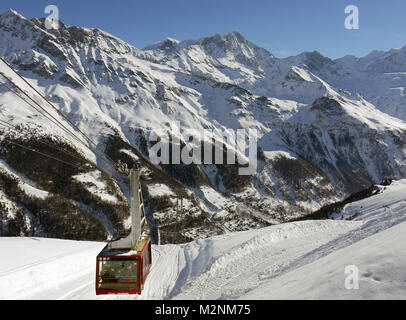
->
[96,236,152,295]
[96,167,151,295]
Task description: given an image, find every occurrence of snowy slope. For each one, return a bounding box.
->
[1,179,405,300]
[0,238,104,300]
[242,221,406,300]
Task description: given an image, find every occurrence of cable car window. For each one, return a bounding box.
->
[98,258,138,290]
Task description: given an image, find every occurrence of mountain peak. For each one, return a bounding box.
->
[224,30,246,42]
[283,50,334,73]
[0,9,37,36]
[143,37,180,51]
[2,8,22,17]
[298,50,332,62]
[200,30,248,48]
[0,9,28,23]
[197,31,261,60]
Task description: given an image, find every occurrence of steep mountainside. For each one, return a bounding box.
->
[285,48,406,121]
[1,9,406,243]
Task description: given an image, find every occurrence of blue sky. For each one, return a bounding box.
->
[1,0,406,59]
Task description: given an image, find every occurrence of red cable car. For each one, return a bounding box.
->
[96,236,151,295]
[96,168,152,295]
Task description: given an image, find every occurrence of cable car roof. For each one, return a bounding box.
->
[99,236,150,257]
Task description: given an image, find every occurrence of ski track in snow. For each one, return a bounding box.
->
[0,245,96,278]
[172,220,359,300]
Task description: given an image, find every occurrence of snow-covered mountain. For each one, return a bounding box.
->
[1,9,406,243]
[285,47,406,121]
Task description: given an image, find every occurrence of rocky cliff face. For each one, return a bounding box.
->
[1,9,406,243]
